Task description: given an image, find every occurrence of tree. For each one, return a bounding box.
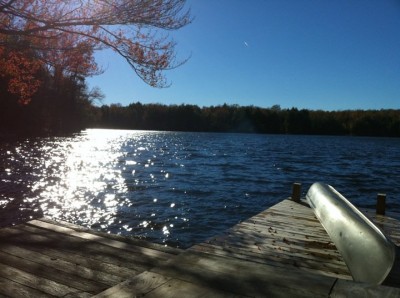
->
[0,0,191,102]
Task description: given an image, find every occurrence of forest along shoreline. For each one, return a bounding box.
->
[1,101,399,137]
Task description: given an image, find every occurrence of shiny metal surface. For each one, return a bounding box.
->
[306,182,396,284]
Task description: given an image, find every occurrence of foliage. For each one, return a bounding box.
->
[0,0,191,103]
[0,45,41,104]
[1,88,399,136]
[92,103,400,137]
[0,65,103,135]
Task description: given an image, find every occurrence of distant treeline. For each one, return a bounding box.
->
[1,91,400,137]
[94,103,400,137]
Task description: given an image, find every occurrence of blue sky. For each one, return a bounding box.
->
[86,0,400,111]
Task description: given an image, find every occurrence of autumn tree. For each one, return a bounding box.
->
[0,44,42,104]
[0,0,191,102]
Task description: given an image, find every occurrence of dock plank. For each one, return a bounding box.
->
[5,224,169,271]
[28,219,173,260]
[0,249,108,292]
[2,197,400,297]
[192,242,351,280]
[331,279,400,297]
[0,262,91,297]
[144,276,247,298]
[0,245,123,286]
[16,243,140,280]
[94,271,172,298]
[200,228,345,266]
[38,217,182,256]
[150,249,337,297]
[199,237,347,269]
[0,276,58,298]
[191,198,353,280]
[0,218,182,297]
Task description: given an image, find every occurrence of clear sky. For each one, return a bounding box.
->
[86,0,400,111]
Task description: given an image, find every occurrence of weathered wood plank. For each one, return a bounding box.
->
[214,220,332,246]
[0,226,139,274]
[240,220,330,239]
[0,245,124,286]
[250,211,329,229]
[199,229,345,265]
[252,208,321,222]
[0,218,181,297]
[249,206,325,224]
[239,220,331,238]
[39,218,183,256]
[2,225,167,271]
[94,271,172,298]
[356,211,400,246]
[151,250,337,297]
[144,277,247,298]
[190,198,400,285]
[0,226,144,278]
[0,276,56,298]
[369,221,400,232]
[199,236,347,268]
[362,209,400,220]
[191,243,351,279]
[267,199,316,215]
[261,208,321,222]
[14,243,140,280]
[0,197,398,297]
[0,250,107,293]
[189,199,351,280]
[0,262,92,297]
[231,223,341,251]
[250,214,322,227]
[231,231,338,257]
[28,219,173,260]
[252,212,328,230]
[330,279,400,297]
[364,213,399,228]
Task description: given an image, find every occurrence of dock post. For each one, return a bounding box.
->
[291,183,302,202]
[376,193,386,215]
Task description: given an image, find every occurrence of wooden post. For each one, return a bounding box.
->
[292,183,302,202]
[376,193,386,215]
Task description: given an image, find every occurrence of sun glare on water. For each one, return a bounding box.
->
[32,129,137,228]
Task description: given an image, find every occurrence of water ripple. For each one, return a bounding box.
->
[1,130,399,248]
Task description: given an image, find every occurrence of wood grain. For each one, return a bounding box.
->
[0,218,181,297]
[1,198,399,297]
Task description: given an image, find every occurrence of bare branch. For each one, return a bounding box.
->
[0,0,191,87]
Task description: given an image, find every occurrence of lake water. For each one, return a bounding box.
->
[1,129,399,248]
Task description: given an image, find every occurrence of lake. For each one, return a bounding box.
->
[1,129,399,248]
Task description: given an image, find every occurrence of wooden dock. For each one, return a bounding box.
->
[1,198,399,297]
[0,218,182,297]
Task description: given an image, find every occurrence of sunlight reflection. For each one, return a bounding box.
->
[162,226,170,235]
[2,129,398,249]
[33,129,137,228]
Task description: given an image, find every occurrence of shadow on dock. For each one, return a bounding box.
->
[0,185,399,297]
